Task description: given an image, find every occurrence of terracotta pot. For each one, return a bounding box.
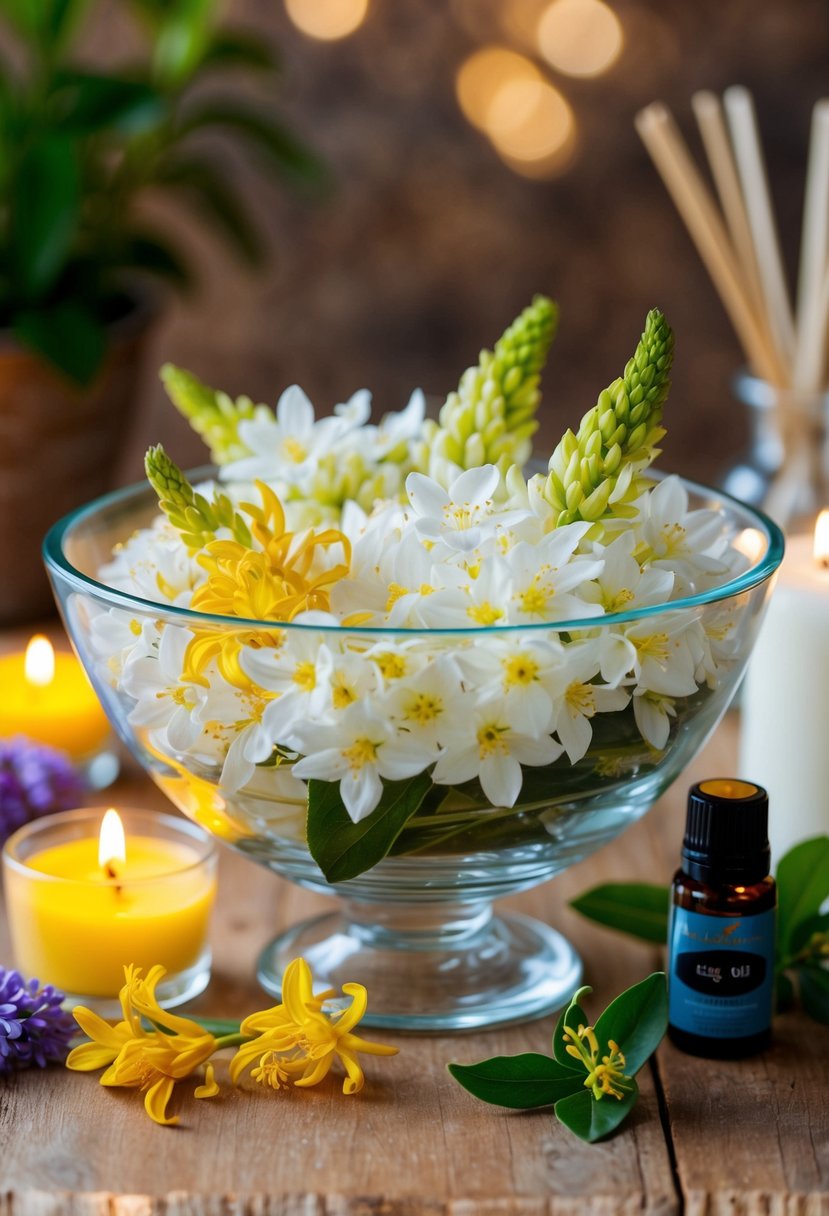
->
[0,301,156,624]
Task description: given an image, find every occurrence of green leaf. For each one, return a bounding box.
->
[448,1054,583,1110]
[1,0,85,44]
[555,1079,640,1143]
[776,836,829,959]
[178,100,325,182]
[50,72,165,134]
[157,155,263,264]
[789,911,829,958]
[798,964,829,1025]
[307,775,433,883]
[13,300,106,384]
[570,883,670,944]
[552,985,591,1068]
[10,137,80,297]
[151,0,215,85]
[593,972,668,1076]
[202,30,279,72]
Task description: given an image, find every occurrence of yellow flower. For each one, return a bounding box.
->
[184,481,351,689]
[562,1022,633,1101]
[230,957,398,1095]
[66,965,219,1126]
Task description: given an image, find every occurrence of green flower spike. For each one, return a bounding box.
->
[448,973,667,1144]
[416,295,559,483]
[161,364,274,466]
[541,308,674,527]
[145,444,252,555]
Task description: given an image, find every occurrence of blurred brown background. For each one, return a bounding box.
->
[116,0,829,488]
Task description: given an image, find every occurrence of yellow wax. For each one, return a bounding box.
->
[5,836,216,997]
[0,650,110,758]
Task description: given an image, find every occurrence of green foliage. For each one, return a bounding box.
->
[569,883,671,944]
[449,974,667,1144]
[0,1,321,383]
[569,837,829,1025]
[145,444,252,553]
[306,775,433,883]
[541,309,674,526]
[160,364,270,465]
[417,295,559,481]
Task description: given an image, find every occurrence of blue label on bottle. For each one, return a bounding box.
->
[668,905,775,1039]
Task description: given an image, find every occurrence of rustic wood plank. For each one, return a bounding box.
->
[3,619,826,1215]
[0,668,678,1215]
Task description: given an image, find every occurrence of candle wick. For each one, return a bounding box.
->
[104,862,123,896]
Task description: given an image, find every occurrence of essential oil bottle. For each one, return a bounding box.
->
[667,778,776,1058]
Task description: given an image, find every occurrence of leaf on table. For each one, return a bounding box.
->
[554,1078,640,1143]
[569,882,670,944]
[552,985,591,1067]
[593,972,668,1076]
[447,1054,583,1110]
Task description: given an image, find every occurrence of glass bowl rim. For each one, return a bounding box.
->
[42,465,786,637]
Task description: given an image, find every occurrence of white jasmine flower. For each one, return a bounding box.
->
[225,385,365,485]
[637,476,730,591]
[624,613,699,698]
[456,636,565,727]
[506,527,604,623]
[364,389,426,459]
[290,702,436,822]
[384,655,464,746]
[406,466,529,552]
[553,646,629,763]
[122,625,209,752]
[432,696,562,807]
[239,632,330,742]
[632,690,677,750]
[101,518,202,602]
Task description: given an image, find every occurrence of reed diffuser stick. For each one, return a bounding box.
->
[724,86,796,367]
[636,103,785,385]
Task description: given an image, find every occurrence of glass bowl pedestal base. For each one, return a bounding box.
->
[256,895,582,1031]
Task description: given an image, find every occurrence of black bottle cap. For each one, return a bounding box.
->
[681,778,770,884]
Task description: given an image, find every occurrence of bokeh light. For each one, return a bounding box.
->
[485,78,576,177]
[456,47,542,132]
[536,0,623,78]
[456,46,577,179]
[284,0,370,42]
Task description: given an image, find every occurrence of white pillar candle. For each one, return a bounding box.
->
[739,513,829,863]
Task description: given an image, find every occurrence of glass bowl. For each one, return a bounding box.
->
[43,470,784,1030]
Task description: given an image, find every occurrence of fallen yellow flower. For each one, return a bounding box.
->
[230,957,398,1095]
[66,964,220,1126]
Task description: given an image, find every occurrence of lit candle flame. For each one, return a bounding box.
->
[814,510,829,569]
[98,808,126,877]
[24,635,55,687]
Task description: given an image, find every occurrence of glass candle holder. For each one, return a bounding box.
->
[2,808,217,1015]
[0,638,120,790]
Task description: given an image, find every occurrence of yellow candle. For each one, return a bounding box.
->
[3,808,217,1001]
[0,635,111,759]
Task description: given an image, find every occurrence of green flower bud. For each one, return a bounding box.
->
[541,309,674,528]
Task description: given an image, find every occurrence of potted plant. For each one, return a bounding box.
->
[0,0,320,623]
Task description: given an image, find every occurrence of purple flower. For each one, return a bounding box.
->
[0,968,76,1072]
[0,736,87,846]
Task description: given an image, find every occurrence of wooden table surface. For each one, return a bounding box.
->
[1,635,827,1216]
